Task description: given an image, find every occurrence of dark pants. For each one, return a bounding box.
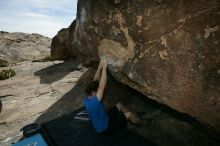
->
[100,106,127,135]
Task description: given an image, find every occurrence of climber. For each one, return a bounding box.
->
[83,59,146,135]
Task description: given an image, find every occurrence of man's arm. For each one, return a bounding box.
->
[96,61,107,101]
[93,61,103,81]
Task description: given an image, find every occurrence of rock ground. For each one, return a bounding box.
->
[0,60,219,146]
[0,60,86,146]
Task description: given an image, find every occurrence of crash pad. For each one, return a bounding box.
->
[41,107,157,146]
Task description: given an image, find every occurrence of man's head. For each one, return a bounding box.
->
[85,80,99,96]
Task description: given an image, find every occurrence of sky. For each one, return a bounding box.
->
[0,0,78,38]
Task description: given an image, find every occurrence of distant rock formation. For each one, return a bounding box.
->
[0,31,51,64]
[51,21,76,60]
[51,0,220,132]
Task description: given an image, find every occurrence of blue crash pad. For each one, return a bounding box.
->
[12,133,48,146]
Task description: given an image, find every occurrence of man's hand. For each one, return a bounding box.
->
[93,59,108,81]
[101,59,108,69]
[96,59,108,101]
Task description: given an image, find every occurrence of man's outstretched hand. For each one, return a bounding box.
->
[96,59,108,101]
[93,59,108,81]
[100,59,108,69]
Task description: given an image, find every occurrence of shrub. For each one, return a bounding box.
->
[43,56,55,61]
[0,69,16,80]
[32,56,55,62]
[0,59,9,67]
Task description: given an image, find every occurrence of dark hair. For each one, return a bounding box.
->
[85,80,99,95]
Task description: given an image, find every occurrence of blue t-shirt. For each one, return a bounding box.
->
[83,96,109,132]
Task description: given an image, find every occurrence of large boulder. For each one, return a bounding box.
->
[0,31,51,64]
[51,21,76,60]
[55,0,220,132]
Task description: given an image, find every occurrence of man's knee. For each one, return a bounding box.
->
[116,102,122,107]
[116,102,123,111]
[124,112,133,119]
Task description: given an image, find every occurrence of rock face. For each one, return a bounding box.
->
[0,31,51,64]
[52,0,220,131]
[51,21,76,60]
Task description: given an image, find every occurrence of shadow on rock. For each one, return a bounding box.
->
[34,60,80,84]
[35,68,133,124]
[34,68,220,146]
[35,68,95,123]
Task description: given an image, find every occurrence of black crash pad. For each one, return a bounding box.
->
[41,107,157,146]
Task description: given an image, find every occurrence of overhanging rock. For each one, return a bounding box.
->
[52,0,220,132]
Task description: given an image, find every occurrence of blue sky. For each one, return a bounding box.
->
[0,0,77,38]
